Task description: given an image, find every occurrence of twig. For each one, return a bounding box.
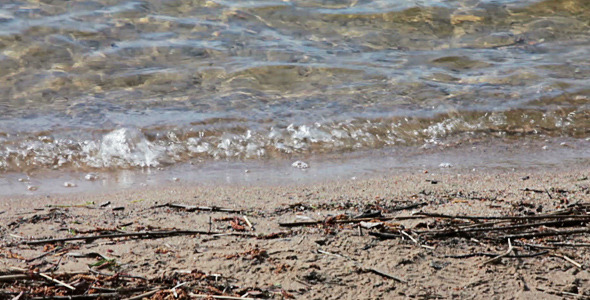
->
[481,239,513,265]
[317,249,406,283]
[549,242,590,247]
[501,228,590,239]
[243,216,254,231]
[23,230,255,245]
[25,246,64,262]
[390,202,428,212]
[368,232,401,239]
[536,287,590,299]
[418,219,590,235]
[30,293,120,299]
[279,215,426,227]
[553,254,583,269]
[151,203,243,213]
[365,268,407,283]
[446,251,549,259]
[123,289,161,300]
[9,267,75,290]
[400,230,434,249]
[417,212,590,221]
[11,291,23,300]
[188,294,255,300]
[0,271,87,282]
[88,267,148,281]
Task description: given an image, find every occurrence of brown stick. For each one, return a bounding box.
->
[189,294,255,300]
[279,215,426,227]
[30,293,120,299]
[122,289,161,300]
[151,203,243,213]
[445,251,549,259]
[501,228,590,239]
[23,230,255,245]
[482,239,513,265]
[418,219,590,235]
[9,267,75,290]
[416,212,590,221]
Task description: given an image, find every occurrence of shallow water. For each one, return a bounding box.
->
[0,0,589,178]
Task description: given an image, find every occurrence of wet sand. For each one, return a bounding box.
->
[1,163,590,299]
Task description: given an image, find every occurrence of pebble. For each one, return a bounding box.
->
[438,162,453,168]
[64,182,77,187]
[292,160,309,169]
[27,185,38,191]
[85,173,99,181]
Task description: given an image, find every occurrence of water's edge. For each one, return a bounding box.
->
[1,136,588,196]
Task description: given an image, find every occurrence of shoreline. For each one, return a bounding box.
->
[1,164,589,299]
[1,136,589,197]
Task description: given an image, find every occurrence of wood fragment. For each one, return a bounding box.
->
[417,212,590,221]
[30,293,120,299]
[10,291,23,300]
[445,251,549,259]
[317,249,406,283]
[151,203,243,213]
[243,216,254,231]
[279,215,426,227]
[10,267,75,290]
[482,239,513,265]
[368,232,401,239]
[23,230,256,245]
[365,268,407,283]
[122,289,160,300]
[501,228,590,239]
[189,294,255,300]
[553,254,583,269]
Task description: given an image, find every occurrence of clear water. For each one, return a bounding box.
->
[0,0,589,175]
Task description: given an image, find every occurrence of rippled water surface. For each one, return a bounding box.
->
[0,0,589,173]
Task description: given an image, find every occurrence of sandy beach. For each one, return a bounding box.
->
[1,163,589,299]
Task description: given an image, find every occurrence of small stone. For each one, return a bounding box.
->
[438,162,452,168]
[27,185,38,191]
[292,160,309,169]
[85,173,99,181]
[64,182,77,188]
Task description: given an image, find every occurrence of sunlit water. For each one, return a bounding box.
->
[0,0,589,193]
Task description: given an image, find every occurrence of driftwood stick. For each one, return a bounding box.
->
[122,289,161,300]
[30,293,120,299]
[553,254,583,269]
[417,212,590,221]
[482,239,513,265]
[368,232,401,239]
[189,294,255,300]
[549,242,590,247]
[243,216,254,231]
[151,203,243,213]
[317,249,406,283]
[501,229,590,239]
[9,267,75,290]
[390,202,428,211]
[279,215,426,227]
[446,251,549,259]
[23,230,256,245]
[365,268,407,283]
[419,219,590,235]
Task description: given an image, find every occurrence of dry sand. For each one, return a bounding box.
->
[1,165,590,299]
